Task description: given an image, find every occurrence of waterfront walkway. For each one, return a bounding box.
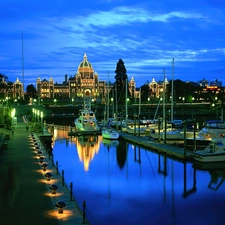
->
[0,116,89,225]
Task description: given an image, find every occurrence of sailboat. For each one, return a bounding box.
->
[121,80,149,135]
[149,62,184,141]
[102,74,120,140]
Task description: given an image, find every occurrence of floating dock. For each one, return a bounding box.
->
[119,132,193,161]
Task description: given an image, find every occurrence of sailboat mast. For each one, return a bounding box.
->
[112,88,114,118]
[21,30,24,99]
[125,78,128,123]
[139,87,141,115]
[163,69,166,129]
[171,58,174,122]
[115,83,118,129]
[107,72,110,122]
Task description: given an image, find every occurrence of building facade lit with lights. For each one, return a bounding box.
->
[35,53,171,101]
[0,77,23,99]
[36,53,109,101]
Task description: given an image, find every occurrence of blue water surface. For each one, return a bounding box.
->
[52,132,225,225]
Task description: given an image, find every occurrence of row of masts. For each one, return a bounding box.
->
[104,58,175,125]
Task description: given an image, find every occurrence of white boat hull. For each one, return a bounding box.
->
[102,128,119,140]
[149,130,184,140]
[193,152,225,163]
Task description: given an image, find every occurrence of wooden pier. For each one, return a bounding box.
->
[119,132,193,161]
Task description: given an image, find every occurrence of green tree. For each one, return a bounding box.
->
[114,59,128,105]
[140,84,150,102]
[25,84,37,100]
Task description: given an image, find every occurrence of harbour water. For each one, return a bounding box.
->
[52,129,225,225]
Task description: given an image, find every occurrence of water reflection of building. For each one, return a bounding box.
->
[76,135,101,171]
[52,127,69,141]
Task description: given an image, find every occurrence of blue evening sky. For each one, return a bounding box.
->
[1,0,225,88]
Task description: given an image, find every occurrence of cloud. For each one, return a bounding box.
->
[1,1,225,88]
[50,7,205,34]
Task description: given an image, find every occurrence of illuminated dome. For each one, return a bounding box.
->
[78,53,94,73]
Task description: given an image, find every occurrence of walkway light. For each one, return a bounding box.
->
[55,201,67,213]
[37,150,42,156]
[45,172,52,181]
[50,184,58,194]
[39,156,45,163]
[42,163,48,171]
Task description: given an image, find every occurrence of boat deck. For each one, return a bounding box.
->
[68,130,102,136]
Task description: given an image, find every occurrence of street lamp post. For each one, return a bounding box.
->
[6,97,9,107]
[34,109,36,122]
[54,99,57,106]
[182,97,185,119]
[148,97,150,119]
[40,111,43,125]
[37,110,40,123]
[212,103,216,120]
[191,97,195,119]
[111,97,114,118]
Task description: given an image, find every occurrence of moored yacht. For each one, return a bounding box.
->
[102,128,119,140]
[186,127,225,150]
[203,120,225,136]
[149,129,184,140]
[74,101,100,133]
[193,139,225,163]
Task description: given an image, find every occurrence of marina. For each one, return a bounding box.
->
[50,127,225,225]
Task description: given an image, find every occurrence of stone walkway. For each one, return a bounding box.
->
[0,116,90,225]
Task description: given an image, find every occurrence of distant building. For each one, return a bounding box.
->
[36,53,108,100]
[0,77,23,99]
[198,78,209,87]
[148,78,169,98]
[210,79,222,87]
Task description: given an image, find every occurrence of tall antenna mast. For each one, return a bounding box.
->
[125,78,128,124]
[22,30,24,99]
[163,69,166,129]
[171,58,174,122]
[107,71,110,122]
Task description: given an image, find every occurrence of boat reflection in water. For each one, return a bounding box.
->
[52,128,225,225]
[207,170,225,191]
[102,138,119,147]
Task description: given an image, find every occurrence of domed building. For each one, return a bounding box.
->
[69,53,105,99]
[36,53,107,101]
